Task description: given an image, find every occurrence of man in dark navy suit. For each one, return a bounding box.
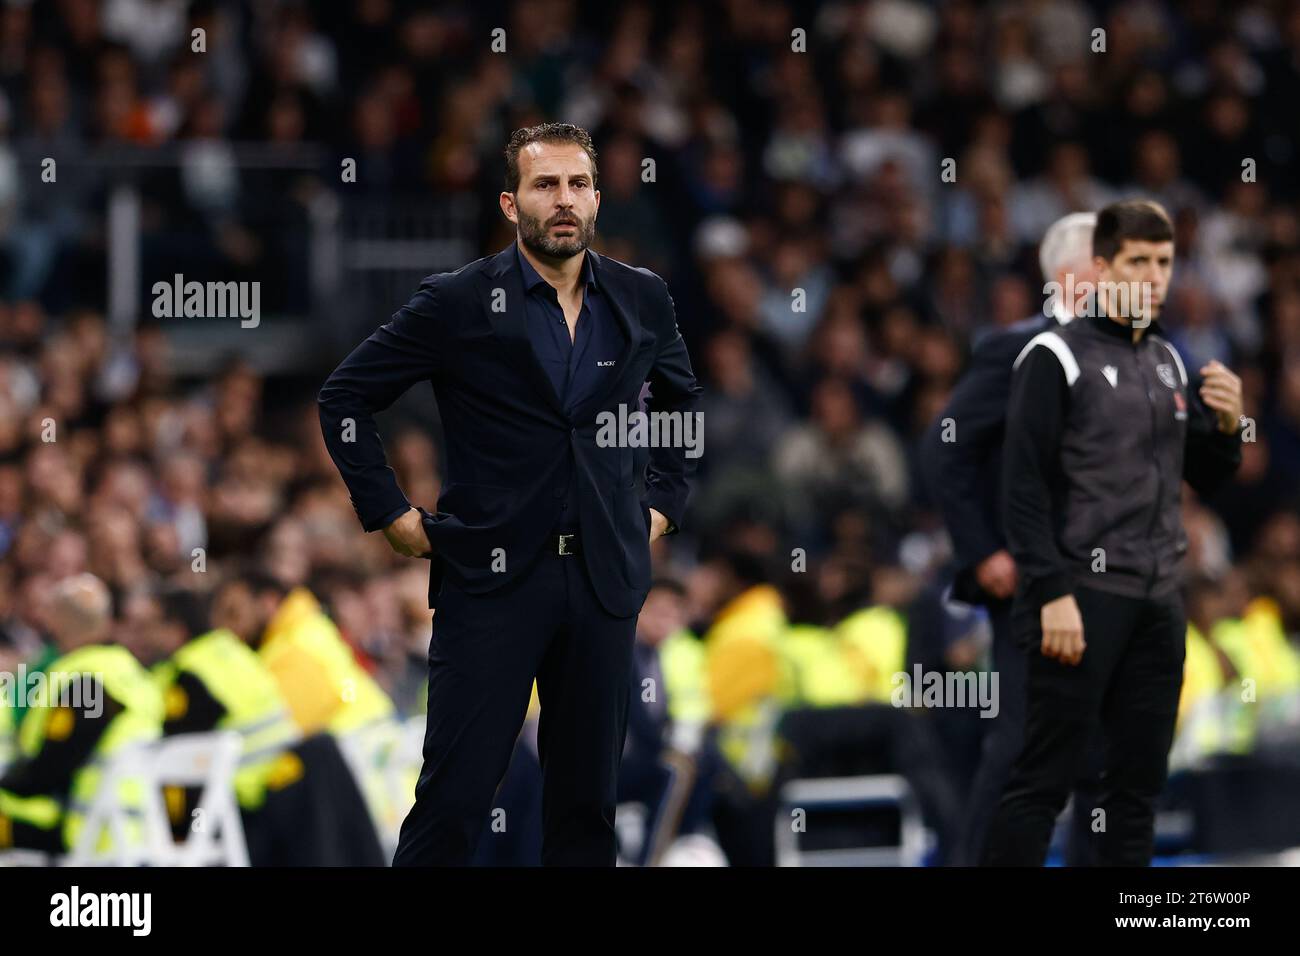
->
[919,211,1098,865]
[318,123,701,865]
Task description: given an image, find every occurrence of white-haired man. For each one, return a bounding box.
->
[919,211,1099,865]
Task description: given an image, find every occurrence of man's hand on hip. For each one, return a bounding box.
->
[1040,593,1085,665]
[383,507,434,557]
[648,508,670,543]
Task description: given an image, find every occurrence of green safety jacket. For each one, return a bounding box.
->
[0,700,14,770]
[658,630,710,725]
[0,643,162,851]
[154,628,302,811]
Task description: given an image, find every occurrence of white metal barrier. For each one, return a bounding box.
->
[27,732,250,867]
[337,715,425,860]
[775,774,927,866]
[66,731,247,867]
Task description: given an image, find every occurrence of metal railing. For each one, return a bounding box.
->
[17,144,478,373]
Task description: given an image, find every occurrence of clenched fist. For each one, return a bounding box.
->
[1198,360,1244,434]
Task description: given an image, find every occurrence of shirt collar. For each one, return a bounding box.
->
[1087,312,1166,341]
[515,241,598,295]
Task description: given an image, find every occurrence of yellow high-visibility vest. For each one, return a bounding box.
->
[155,628,301,809]
[659,630,711,725]
[837,606,909,704]
[703,585,789,790]
[779,623,862,708]
[3,643,162,850]
[1213,601,1300,700]
[704,585,787,723]
[0,695,14,769]
[1179,624,1223,729]
[259,587,395,735]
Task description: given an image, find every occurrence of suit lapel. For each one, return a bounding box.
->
[483,245,568,420]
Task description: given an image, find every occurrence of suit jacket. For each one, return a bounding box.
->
[317,244,702,618]
[919,313,1058,605]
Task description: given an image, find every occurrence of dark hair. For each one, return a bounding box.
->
[1092,199,1174,261]
[223,566,287,601]
[504,123,599,193]
[648,575,687,598]
[779,566,830,627]
[711,547,771,589]
[157,586,209,638]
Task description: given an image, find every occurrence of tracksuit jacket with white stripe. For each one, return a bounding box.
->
[1003,313,1243,608]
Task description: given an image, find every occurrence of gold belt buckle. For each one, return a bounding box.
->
[557,533,575,555]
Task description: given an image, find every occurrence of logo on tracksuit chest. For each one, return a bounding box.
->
[1155,363,1187,419]
[1099,360,1186,419]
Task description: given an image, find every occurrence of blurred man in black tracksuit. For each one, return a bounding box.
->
[982,200,1243,866]
[921,212,1100,865]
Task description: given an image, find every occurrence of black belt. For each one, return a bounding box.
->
[548,532,581,555]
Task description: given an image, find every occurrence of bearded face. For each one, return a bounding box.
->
[516,204,597,260]
[505,141,599,261]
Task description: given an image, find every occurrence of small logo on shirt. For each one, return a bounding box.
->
[1101,365,1118,388]
[596,360,616,367]
[1157,363,1177,389]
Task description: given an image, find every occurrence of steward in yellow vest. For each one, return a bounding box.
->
[837,606,908,702]
[1168,622,1245,768]
[0,688,14,770]
[780,623,858,708]
[0,643,162,852]
[660,630,710,726]
[154,627,302,813]
[703,580,790,791]
[144,585,319,864]
[242,580,395,735]
[1210,597,1300,745]
[212,573,396,858]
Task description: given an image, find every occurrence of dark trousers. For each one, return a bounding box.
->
[958,601,1101,866]
[393,546,638,866]
[981,585,1185,866]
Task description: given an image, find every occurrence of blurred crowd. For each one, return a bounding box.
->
[4,0,1300,863]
